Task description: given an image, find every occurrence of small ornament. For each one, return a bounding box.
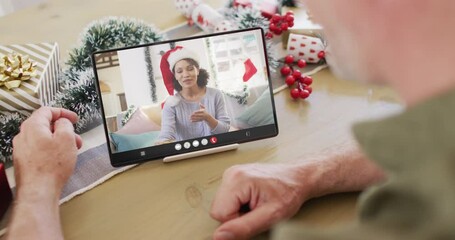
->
[280,65,292,76]
[290,88,300,99]
[297,59,307,68]
[304,86,312,94]
[284,54,294,64]
[285,75,296,86]
[292,69,302,79]
[301,76,313,85]
[299,89,310,99]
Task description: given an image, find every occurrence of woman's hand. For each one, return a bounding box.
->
[190,103,219,129]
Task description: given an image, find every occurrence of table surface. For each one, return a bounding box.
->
[0,1,402,239]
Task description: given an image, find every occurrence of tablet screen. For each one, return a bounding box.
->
[92,28,278,166]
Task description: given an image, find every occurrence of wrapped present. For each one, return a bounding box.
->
[281,6,323,49]
[0,43,60,112]
[0,163,12,220]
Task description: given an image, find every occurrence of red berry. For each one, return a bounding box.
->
[299,90,310,99]
[284,54,294,64]
[271,14,282,23]
[285,75,296,86]
[269,23,278,32]
[265,31,274,39]
[280,65,292,76]
[304,86,313,94]
[285,11,294,16]
[318,51,326,59]
[302,76,313,85]
[288,21,295,27]
[290,88,300,99]
[292,69,302,79]
[273,28,283,35]
[297,59,307,68]
[281,22,289,31]
[285,14,294,23]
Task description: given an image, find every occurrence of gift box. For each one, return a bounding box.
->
[0,163,12,220]
[0,43,60,112]
[281,6,323,49]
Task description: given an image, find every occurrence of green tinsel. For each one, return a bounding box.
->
[121,105,137,126]
[55,17,166,134]
[0,112,27,166]
[223,84,250,105]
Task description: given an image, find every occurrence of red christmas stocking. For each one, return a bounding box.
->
[243,58,257,82]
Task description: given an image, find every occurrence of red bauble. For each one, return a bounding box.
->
[285,14,295,24]
[302,76,313,85]
[285,11,294,16]
[304,86,313,94]
[292,69,302,79]
[290,88,300,99]
[265,31,274,39]
[280,65,292,76]
[269,23,278,32]
[288,21,295,27]
[297,59,307,68]
[318,51,326,59]
[271,14,282,23]
[273,28,282,35]
[281,22,289,31]
[299,90,310,99]
[285,75,296,86]
[284,55,294,64]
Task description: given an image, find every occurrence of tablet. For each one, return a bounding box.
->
[92,28,278,167]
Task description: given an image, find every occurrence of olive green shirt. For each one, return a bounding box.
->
[273,89,455,239]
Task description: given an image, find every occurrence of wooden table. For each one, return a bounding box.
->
[0,1,402,239]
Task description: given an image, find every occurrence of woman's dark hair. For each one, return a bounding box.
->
[172,58,209,91]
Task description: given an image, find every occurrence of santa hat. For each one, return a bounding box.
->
[160,46,200,96]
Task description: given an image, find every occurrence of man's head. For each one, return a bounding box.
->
[303,0,455,95]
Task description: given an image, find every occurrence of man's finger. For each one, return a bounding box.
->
[31,107,79,127]
[210,181,251,222]
[53,118,77,146]
[75,134,83,150]
[213,204,279,240]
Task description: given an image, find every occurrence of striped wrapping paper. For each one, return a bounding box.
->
[0,43,60,112]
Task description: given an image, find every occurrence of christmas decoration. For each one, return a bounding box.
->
[231,0,279,19]
[0,43,60,112]
[280,0,297,7]
[0,111,26,165]
[56,17,165,133]
[144,46,158,102]
[0,52,37,90]
[267,11,295,37]
[280,56,315,100]
[192,3,225,33]
[243,58,258,82]
[287,33,325,63]
[121,105,137,126]
[174,0,202,21]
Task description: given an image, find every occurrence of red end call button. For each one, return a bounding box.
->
[210,137,217,144]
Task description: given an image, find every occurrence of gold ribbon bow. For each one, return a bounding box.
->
[0,52,37,90]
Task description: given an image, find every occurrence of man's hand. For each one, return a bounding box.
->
[6,107,82,240]
[210,163,311,240]
[210,147,386,240]
[13,107,82,194]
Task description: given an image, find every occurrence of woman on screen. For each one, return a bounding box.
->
[156,46,230,143]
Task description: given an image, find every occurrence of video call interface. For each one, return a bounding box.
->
[94,29,276,154]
